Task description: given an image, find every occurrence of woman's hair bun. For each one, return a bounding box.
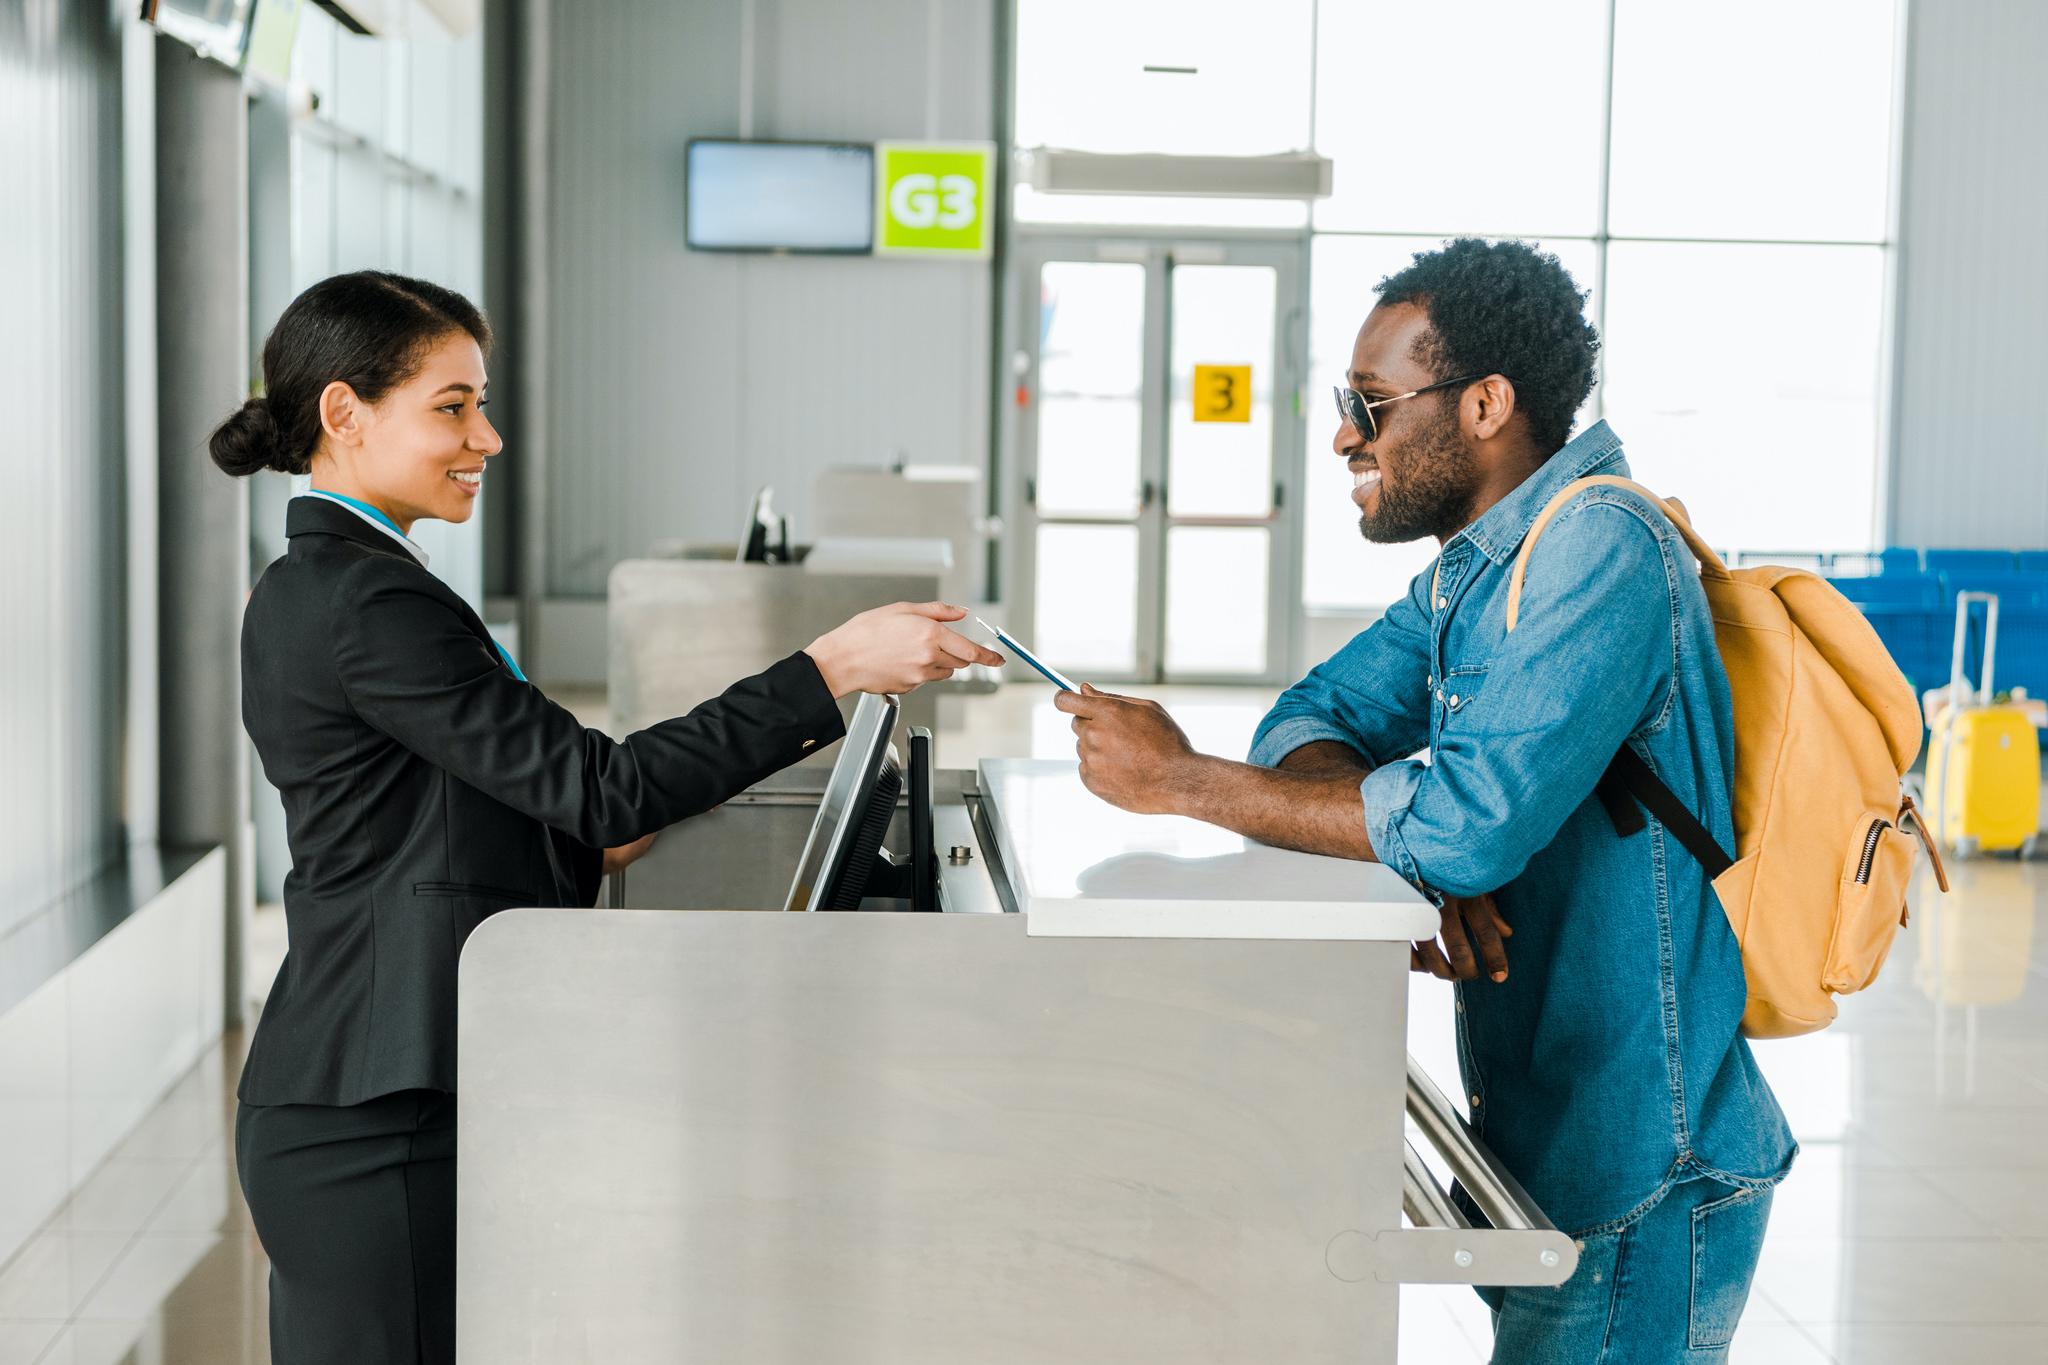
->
[208,397,286,477]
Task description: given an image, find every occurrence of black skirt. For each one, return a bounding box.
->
[235,1089,457,1365]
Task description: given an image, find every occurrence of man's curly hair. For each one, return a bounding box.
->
[1375,238,1600,455]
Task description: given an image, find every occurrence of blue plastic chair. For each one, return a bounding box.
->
[1938,574,2048,610]
[1877,547,1923,575]
[1924,548,2018,575]
[1829,575,1942,608]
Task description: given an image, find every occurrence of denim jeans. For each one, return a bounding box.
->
[1478,1176,1774,1364]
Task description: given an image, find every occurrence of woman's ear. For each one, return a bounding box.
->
[319,380,365,446]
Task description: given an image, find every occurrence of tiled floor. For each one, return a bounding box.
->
[5,683,2041,1363]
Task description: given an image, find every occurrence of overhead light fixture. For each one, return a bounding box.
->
[1016,148,1333,201]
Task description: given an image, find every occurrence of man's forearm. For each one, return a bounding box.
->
[1169,742,1379,860]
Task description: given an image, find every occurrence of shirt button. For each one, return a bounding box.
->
[1435,596,1448,610]
[1449,694,1461,708]
[1455,997,1465,1013]
[1470,1094,1482,1108]
[1435,689,1445,702]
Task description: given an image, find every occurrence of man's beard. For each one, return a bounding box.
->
[1357,403,1478,544]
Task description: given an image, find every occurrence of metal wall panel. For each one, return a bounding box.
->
[539,0,996,596]
[0,0,127,934]
[1889,0,2048,548]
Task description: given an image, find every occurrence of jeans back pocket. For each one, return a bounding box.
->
[1689,1183,1774,1349]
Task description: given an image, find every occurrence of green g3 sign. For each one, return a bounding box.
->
[875,143,995,259]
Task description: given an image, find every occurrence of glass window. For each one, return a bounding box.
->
[1165,527,1270,675]
[1034,262,1146,518]
[1600,242,1887,555]
[1035,524,1141,674]
[1607,0,1898,242]
[1168,264,1277,518]
[1014,0,1314,157]
[1312,0,1610,237]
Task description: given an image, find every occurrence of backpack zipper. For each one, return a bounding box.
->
[1855,818,1890,885]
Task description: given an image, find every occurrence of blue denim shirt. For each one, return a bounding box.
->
[1250,421,1794,1235]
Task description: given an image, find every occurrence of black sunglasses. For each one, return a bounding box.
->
[1333,374,1490,443]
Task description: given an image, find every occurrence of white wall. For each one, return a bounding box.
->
[1888,0,2048,549]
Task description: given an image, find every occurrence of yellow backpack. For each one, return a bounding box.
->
[1510,476,1948,1038]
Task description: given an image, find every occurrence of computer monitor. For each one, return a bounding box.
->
[783,694,938,913]
[140,0,256,67]
[737,485,790,564]
[686,139,875,255]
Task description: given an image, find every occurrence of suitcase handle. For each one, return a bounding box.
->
[1948,591,2001,706]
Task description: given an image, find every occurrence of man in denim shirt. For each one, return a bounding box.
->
[1056,239,1794,1362]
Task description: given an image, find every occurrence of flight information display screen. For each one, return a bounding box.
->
[685,140,875,254]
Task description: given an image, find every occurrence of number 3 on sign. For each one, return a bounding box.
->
[1193,364,1253,423]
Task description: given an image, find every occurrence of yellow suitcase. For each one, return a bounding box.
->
[1926,592,2043,857]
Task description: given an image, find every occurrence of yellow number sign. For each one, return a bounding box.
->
[1192,364,1253,423]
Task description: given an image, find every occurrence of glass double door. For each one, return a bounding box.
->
[1012,236,1305,685]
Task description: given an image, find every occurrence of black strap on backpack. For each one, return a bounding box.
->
[1597,746,1735,878]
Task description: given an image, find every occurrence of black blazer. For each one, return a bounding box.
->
[237,497,845,1106]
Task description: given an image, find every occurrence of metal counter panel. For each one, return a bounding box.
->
[457,908,1410,1362]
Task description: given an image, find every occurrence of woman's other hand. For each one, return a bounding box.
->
[804,602,1005,698]
[601,831,658,876]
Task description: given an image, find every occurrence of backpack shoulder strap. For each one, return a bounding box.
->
[1505,475,1736,874]
[1505,475,1730,632]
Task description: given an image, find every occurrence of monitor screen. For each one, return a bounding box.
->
[686,140,875,254]
[141,0,256,68]
[784,693,901,913]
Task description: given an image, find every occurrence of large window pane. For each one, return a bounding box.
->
[1601,242,1886,555]
[1312,0,1609,236]
[1035,262,1144,517]
[1608,0,1897,241]
[1035,524,1140,675]
[1165,527,1270,675]
[1015,0,1313,156]
[1303,236,1599,611]
[1169,264,1276,518]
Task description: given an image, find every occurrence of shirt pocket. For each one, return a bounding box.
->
[1431,664,1489,749]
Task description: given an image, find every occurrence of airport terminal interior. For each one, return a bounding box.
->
[4,0,2047,1361]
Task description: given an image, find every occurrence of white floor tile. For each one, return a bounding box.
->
[1397,1286,1486,1363]
[0,1320,63,1365]
[1728,1319,1837,1363]
[50,1161,193,1235]
[74,1234,227,1322]
[0,1234,129,1321]
[1788,1319,2046,1363]
[1754,1235,2048,1324]
[32,1318,152,1365]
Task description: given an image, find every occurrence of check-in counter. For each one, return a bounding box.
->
[456,760,1576,1362]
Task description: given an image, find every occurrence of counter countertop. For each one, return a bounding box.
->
[978,758,1438,942]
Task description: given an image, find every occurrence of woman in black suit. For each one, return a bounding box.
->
[211,271,1001,1365]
